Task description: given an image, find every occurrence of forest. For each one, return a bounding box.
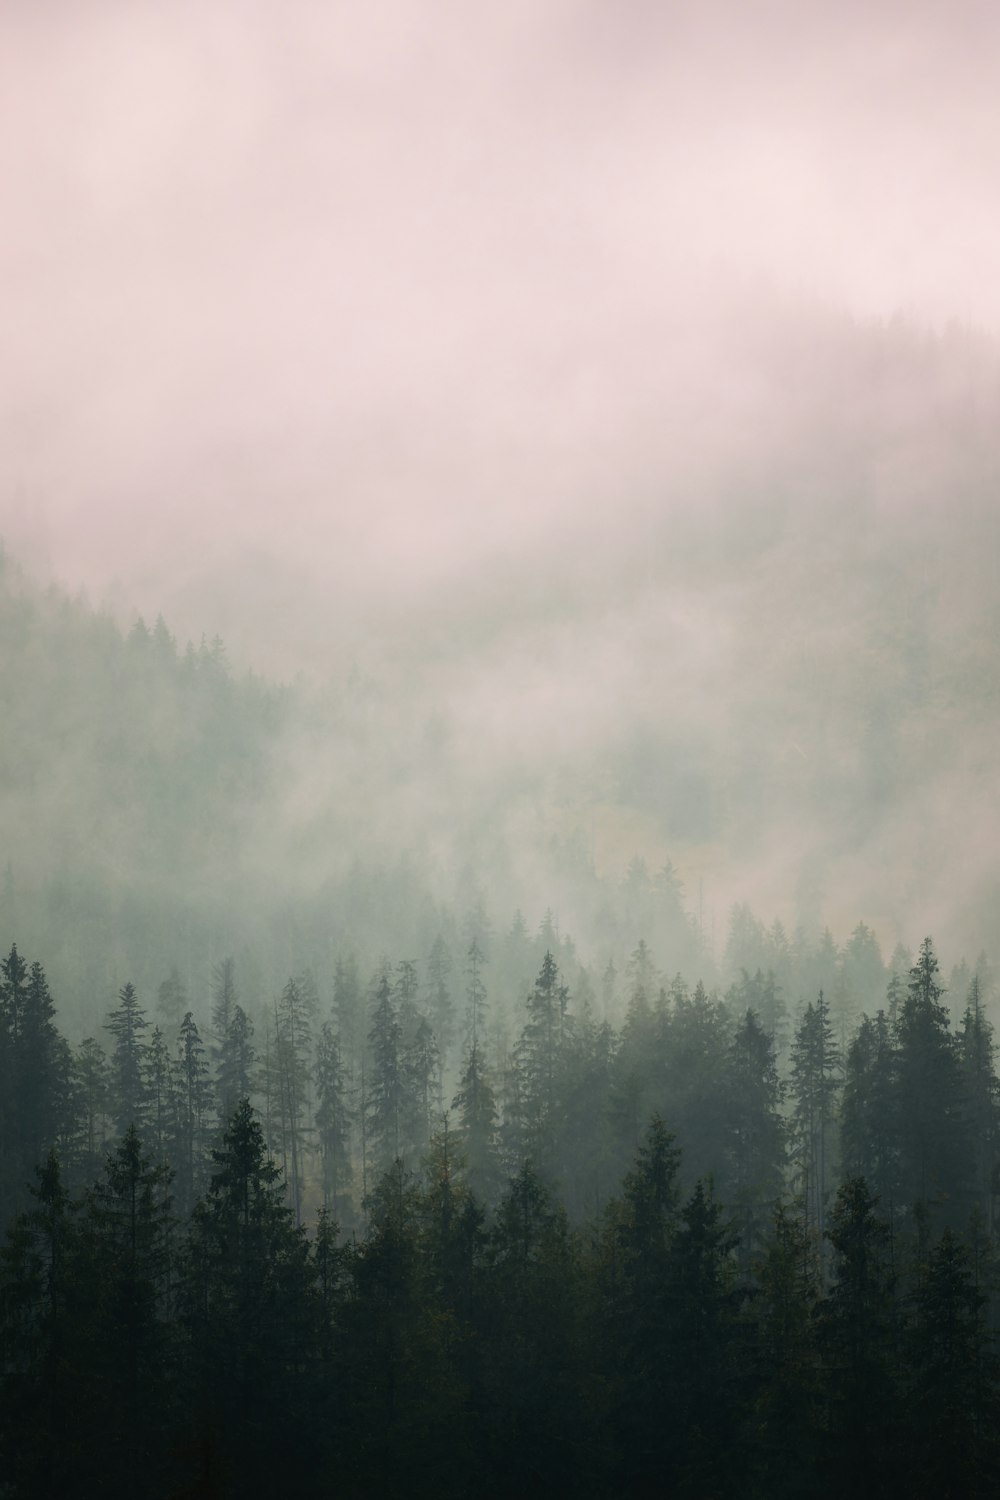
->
[1,922,999,1498]
[1,542,1000,1496]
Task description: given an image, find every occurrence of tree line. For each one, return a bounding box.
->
[1,934,999,1495]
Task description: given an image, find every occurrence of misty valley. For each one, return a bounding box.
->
[1,553,998,1498]
[7,2,1000,1493]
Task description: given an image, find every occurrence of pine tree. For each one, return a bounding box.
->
[511,951,570,1167]
[105,982,150,1138]
[209,957,238,1050]
[1,953,70,1213]
[367,967,404,1174]
[751,1203,823,1497]
[172,1012,214,1215]
[722,1008,785,1276]
[958,976,1000,1235]
[426,935,456,1079]
[181,1100,315,1498]
[0,1152,84,1494]
[270,976,316,1223]
[841,1009,900,1215]
[658,978,731,1188]
[332,951,363,1076]
[464,935,488,1055]
[789,990,841,1263]
[820,1177,901,1495]
[142,1025,175,1162]
[315,1021,352,1217]
[452,1042,502,1204]
[903,1229,1000,1497]
[661,1180,743,1497]
[69,1037,111,1188]
[895,938,972,1231]
[216,1003,256,1126]
[81,1127,176,1495]
[403,1014,441,1158]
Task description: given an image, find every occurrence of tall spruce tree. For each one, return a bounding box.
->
[841,1008,900,1216]
[820,1177,901,1496]
[789,990,841,1262]
[722,1008,785,1276]
[315,1021,353,1217]
[895,938,972,1232]
[105,982,150,1139]
[172,1011,214,1215]
[367,967,404,1175]
[958,976,1000,1235]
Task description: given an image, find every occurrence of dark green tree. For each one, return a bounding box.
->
[661,1180,743,1498]
[105,981,150,1138]
[789,990,841,1264]
[903,1228,1000,1498]
[895,938,972,1232]
[315,1020,353,1217]
[722,1008,785,1276]
[840,1008,900,1215]
[452,1042,502,1204]
[367,967,404,1174]
[215,1002,256,1126]
[511,951,570,1167]
[957,976,1000,1235]
[172,1011,214,1215]
[181,1100,316,1498]
[819,1177,901,1496]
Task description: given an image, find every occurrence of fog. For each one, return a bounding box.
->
[4,0,1000,970]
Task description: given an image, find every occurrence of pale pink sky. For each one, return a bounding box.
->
[3,0,1000,646]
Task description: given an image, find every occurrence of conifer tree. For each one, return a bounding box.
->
[658,978,731,1187]
[464,935,488,1055]
[333,951,363,1075]
[752,1203,823,1496]
[820,1177,901,1495]
[69,1037,111,1188]
[142,1024,174,1162]
[722,1008,785,1276]
[841,1008,900,1214]
[958,976,1000,1235]
[367,967,404,1174]
[425,935,456,1078]
[403,1013,441,1158]
[1,954,70,1210]
[172,1011,214,1215]
[0,1152,82,1494]
[452,1042,502,1204]
[81,1127,176,1495]
[661,1179,743,1496]
[903,1229,1000,1497]
[895,938,972,1231]
[511,951,570,1168]
[216,1003,256,1125]
[210,957,238,1050]
[270,976,315,1223]
[182,1099,315,1498]
[315,1021,353,1216]
[789,990,841,1260]
[106,982,150,1138]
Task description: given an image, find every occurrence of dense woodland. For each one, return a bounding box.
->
[1,927,999,1497]
[3,548,1000,1495]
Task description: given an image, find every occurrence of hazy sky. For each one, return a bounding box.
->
[4,0,1000,648]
